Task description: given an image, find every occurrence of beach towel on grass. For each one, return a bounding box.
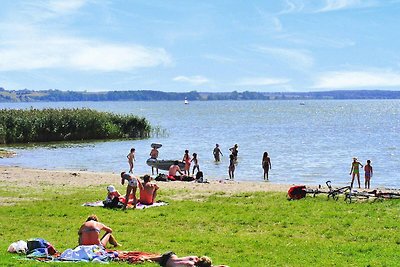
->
[82,201,168,209]
[59,245,116,263]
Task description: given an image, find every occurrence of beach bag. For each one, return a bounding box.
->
[287,185,307,200]
[155,173,168,182]
[27,238,57,255]
[103,197,122,208]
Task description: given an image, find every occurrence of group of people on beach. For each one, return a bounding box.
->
[349,157,373,189]
[128,144,272,181]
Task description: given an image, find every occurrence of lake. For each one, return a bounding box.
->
[1,100,399,188]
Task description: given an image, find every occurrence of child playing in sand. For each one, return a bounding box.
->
[127,148,136,173]
[182,150,191,176]
[191,153,200,175]
[364,160,373,189]
[228,154,235,180]
[349,157,363,189]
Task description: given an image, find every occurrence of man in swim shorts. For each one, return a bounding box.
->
[147,251,228,267]
[169,161,184,179]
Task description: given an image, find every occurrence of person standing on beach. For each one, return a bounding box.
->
[228,154,235,180]
[127,148,135,173]
[364,160,373,189]
[120,172,142,210]
[213,144,223,162]
[183,150,191,176]
[262,152,271,180]
[191,153,200,175]
[150,146,159,175]
[349,157,363,189]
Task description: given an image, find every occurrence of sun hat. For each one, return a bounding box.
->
[107,185,116,193]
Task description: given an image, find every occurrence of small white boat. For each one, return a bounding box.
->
[184,97,189,104]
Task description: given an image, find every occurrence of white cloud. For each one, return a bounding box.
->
[235,77,290,86]
[316,0,376,13]
[204,54,235,63]
[279,0,305,14]
[313,70,400,89]
[47,0,87,13]
[0,36,171,72]
[173,75,209,85]
[255,46,314,69]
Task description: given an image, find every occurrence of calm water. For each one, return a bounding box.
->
[1,100,399,188]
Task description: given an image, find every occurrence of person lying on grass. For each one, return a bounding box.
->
[78,214,121,248]
[146,251,229,267]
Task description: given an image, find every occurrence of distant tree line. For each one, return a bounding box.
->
[0,87,399,102]
[0,108,151,144]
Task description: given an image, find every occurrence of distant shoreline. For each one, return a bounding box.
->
[1,88,400,102]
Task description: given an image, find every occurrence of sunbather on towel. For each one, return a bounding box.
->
[78,214,120,248]
[146,251,229,267]
[139,175,159,205]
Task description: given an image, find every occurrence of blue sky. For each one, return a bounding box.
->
[1,0,400,92]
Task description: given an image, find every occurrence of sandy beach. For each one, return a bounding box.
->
[0,166,291,194]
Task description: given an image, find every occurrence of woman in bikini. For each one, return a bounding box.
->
[349,157,363,189]
[121,172,143,210]
[78,214,120,247]
[183,150,191,176]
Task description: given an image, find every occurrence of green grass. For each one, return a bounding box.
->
[0,184,399,266]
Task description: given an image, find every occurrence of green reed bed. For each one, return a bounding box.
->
[0,108,151,144]
[0,184,399,267]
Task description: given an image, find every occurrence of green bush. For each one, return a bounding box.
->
[0,108,151,144]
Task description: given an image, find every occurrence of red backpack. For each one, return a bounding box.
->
[287,185,307,200]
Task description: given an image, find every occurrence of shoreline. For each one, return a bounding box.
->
[1,165,396,194]
[0,165,294,193]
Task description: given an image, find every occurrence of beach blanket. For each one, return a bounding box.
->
[59,245,116,263]
[82,200,168,209]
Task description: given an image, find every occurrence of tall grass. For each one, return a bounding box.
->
[0,108,151,144]
[0,184,399,266]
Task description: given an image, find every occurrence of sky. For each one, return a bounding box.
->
[1,0,400,92]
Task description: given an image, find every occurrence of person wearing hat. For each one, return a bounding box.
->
[103,185,122,208]
[349,157,363,189]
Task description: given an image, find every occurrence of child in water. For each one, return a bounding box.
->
[364,160,373,189]
[191,153,200,175]
[127,148,136,173]
[228,154,235,180]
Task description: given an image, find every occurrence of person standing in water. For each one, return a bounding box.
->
[262,152,271,180]
[229,144,238,162]
[213,144,223,162]
[364,160,373,189]
[349,157,363,189]
[127,148,136,173]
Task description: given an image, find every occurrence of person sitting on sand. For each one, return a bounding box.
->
[139,175,159,205]
[121,172,143,210]
[169,161,184,179]
[146,251,229,267]
[78,214,120,248]
[349,157,363,189]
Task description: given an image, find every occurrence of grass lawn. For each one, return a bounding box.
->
[0,183,399,266]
